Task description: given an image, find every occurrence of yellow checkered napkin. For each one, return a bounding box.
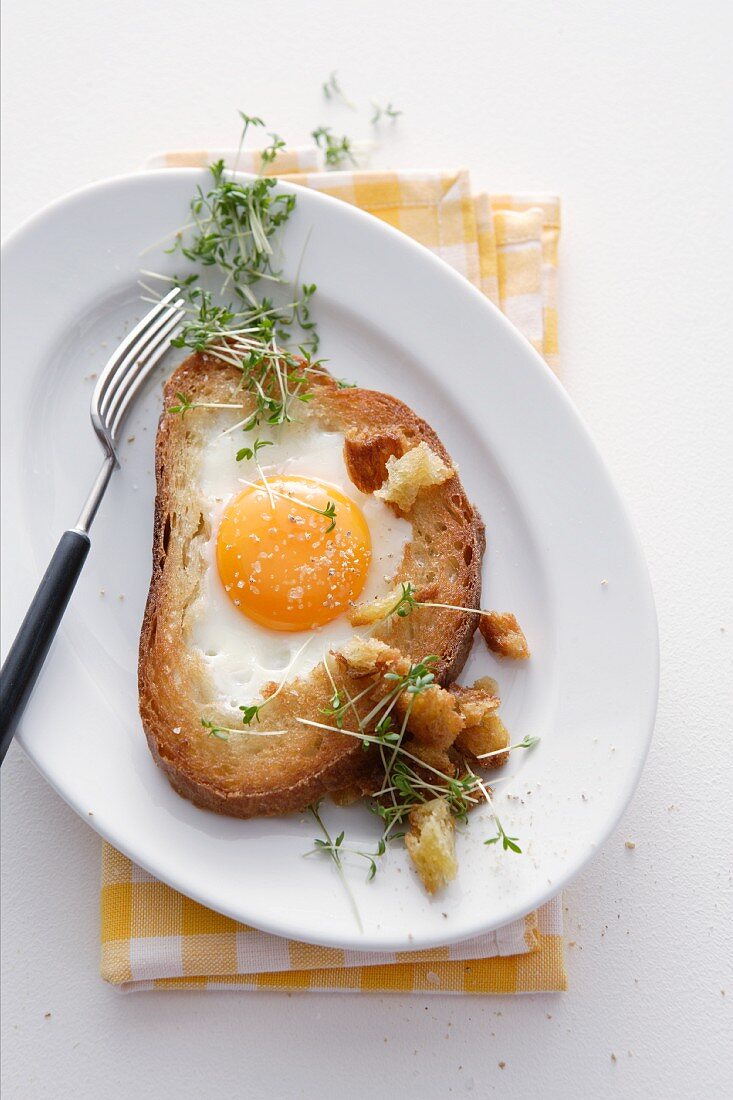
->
[101,148,564,993]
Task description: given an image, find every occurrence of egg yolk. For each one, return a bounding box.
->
[216,476,372,632]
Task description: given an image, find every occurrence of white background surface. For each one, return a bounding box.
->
[1,1,731,1096]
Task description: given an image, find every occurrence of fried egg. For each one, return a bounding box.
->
[188,418,412,716]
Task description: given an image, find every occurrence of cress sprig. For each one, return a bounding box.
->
[311,126,358,169]
[306,800,363,930]
[370,100,402,124]
[306,802,386,884]
[377,581,514,626]
[142,112,322,446]
[321,71,357,110]
[168,157,296,290]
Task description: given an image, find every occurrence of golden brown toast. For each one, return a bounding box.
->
[138,352,485,817]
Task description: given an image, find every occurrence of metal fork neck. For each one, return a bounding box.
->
[73,451,116,535]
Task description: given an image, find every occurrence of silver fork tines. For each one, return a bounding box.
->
[78,288,185,532]
[91,287,185,455]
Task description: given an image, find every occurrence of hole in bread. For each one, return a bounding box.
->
[463,544,473,565]
[161,514,172,555]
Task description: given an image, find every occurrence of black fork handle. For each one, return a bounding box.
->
[0,529,90,764]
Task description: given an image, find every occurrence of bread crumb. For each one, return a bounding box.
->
[44,1012,51,1019]
[405,798,458,893]
[374,441,454,511]
[473,675,499,696]
[348,585,400,626]
[479,612,530,660]
[498,1061,506,1070]
[611,1053,617,1063]
[450,684,500,727]
[625,839,636,849]
[398,684,464,749]
[450,684,507,764]
[335,636,404,677]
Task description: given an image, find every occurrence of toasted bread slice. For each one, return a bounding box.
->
[138,352,485,817]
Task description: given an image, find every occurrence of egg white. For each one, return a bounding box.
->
[187,416,412,716]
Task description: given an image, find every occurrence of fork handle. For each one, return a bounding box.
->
[0,530,90,764]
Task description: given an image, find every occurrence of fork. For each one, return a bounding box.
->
[0,288,185,764]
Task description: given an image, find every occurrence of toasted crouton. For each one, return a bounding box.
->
[374,441,455,512]
[458,714,510,766]
[450,684,500,727]
[405,798,458,893]
[398,684,464,749]
[450,683,509,766]
[335,636,406,678]
[479,612,530,660]
[344,433,403,493]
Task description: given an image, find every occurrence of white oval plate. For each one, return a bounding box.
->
[0,171,658,951]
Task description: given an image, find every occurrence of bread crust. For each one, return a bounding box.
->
[138,352,485,817]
